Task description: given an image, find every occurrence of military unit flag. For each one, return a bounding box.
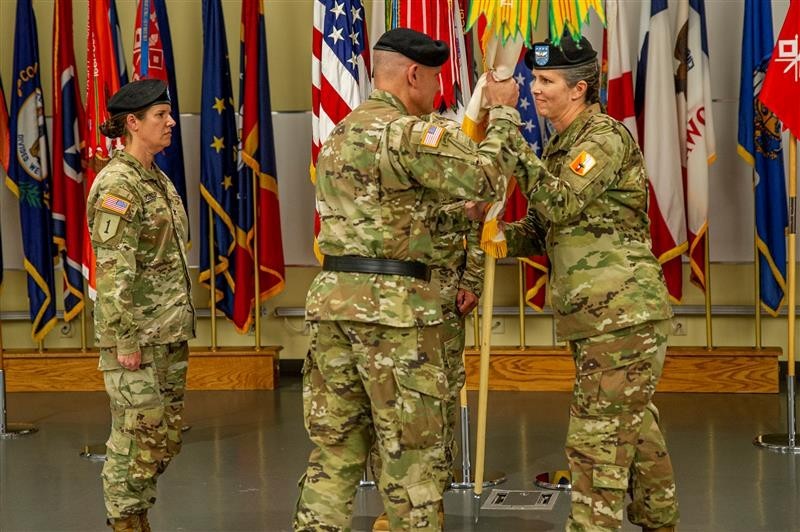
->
[636,0,687,303]
[132,0,189,223]
[740,0,788,315]
[761,0,800,139]
[7,0,58,341]
[603,0,638,141]
[52,0,86,322]
[84,0,123,299]
[199,0,238,322]
[0,75,8,291]
[235,0,285,333]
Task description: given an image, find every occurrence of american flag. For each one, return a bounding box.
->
[311,0,371,259]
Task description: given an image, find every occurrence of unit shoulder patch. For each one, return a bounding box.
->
[569,151,597,176]
[420,124,446,148]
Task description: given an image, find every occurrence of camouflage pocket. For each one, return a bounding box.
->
[103,366,160,409]
[105,430,132,457]
[394,362,447,450]
[592,463,628,490]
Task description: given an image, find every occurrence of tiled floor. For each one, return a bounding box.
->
[1,377,799,531]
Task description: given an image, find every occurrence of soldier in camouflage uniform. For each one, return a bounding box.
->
[294,28,520,532]
[87,79,196,532]
[499,34,679,531]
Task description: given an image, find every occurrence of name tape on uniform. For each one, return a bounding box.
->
[101,194,131,216]
[569,151,596,176]
[420,124,445,148]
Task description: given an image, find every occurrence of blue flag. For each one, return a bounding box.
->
[737,0,787,316]
[514,61,544,156]
[199,0,237,319]
[7,0,58,341]
[110,0,129,86]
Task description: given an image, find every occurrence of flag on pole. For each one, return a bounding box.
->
[234,0,285,333]
[505,55,549,311]
[132,0,189,224]
[110,0,129,86]
[7,0,58,341]
[198,0,237,321]
[739,0,787,315]
[311,0,371,262]
[84,0,122,299]
[0,75,9,291]
[390,0,469,113]
[760,0,800,139]
[635,0,686,303]
[603,0,638,141]
[675,0,716,292]
[52,0,86,322]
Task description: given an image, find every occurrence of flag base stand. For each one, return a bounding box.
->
[80,444,107,462]
[449,401,507,490]
[0,370,37,440]
[358,465,376,488]
[754,375,799,454]
[534,469,572,491]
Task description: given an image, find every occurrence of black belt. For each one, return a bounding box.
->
[323,255,431,282]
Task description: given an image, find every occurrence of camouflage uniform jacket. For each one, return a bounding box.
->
[505,103,672,341]
[307,90,520,327]
[88,151,196,356]
[431,200,484,311]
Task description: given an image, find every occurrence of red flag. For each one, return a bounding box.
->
[604,0,638,141]
[760,0,800,138]
[233,0,285,332]
[503,183,549,311]
[83,0,122,299]
[53,0,86,321]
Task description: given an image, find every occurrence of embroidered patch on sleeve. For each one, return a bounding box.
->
[420,124,445,148]
[569,151,597,176]
[101,194,131,216]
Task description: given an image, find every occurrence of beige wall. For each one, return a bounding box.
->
[0,0,314,113]
[0,264,795,361]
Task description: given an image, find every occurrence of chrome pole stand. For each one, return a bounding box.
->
[0,369,38,439]
[534,469,572,491]
[358,458,376,488]
[450,402,506,489]
[754,375,800,453]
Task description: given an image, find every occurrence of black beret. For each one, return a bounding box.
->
[107,79,170,117]
[525,31,597,70]
[373,28,449,67]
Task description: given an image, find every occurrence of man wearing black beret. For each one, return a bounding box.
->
[294,27,521,532]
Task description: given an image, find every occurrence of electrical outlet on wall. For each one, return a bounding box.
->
[672,318,687,336]
[491,319,505,334]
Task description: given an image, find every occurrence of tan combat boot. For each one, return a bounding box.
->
[372,512,390,531]
[109,513,144,532]
[140,511,152,532]
[643,527,675,532]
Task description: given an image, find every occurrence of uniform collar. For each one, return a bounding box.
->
[370,90,410,116]
[545,103,602,154]
[116,150,162,182]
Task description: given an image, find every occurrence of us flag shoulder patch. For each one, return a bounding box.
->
[569,151,597,176]
[101,194,131,216]
[420,124,445,148]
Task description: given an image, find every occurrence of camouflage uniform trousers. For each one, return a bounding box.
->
[294,320,449,531]
[439,304,466,477]
[100,341,189,519]
[565,319,679,531]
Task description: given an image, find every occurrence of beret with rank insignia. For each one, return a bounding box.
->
[373,28,449,67]
[525,31,597,70]
[107,79,171,117]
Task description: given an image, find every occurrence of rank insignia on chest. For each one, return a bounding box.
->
[101,194,131,215]
[569,151,597,176]
[420,124,445,148]
[143,192,157,203]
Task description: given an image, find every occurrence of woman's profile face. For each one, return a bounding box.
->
[530,69,572,120]
[130,103,175,152]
